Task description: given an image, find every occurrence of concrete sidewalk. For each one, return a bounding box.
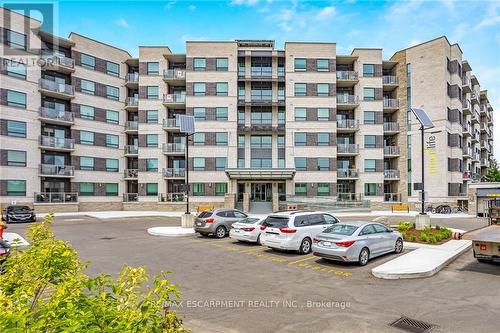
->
[372,239,472,279]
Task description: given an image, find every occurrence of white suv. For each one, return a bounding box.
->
[260,211,340,254]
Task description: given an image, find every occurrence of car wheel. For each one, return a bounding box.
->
[358,248,370,266]
[394,238,403,254]
[299,238,312,254]
[215,226,227,239]
[257,235,262,245]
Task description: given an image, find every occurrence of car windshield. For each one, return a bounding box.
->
[240,218,260,224]
[323,224,359,236]
[198,212,213,218]
[10,206,31,214]
[262,216,289,228]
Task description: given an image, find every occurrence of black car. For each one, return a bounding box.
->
[2,205,37,223]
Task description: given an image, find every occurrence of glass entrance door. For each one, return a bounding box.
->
[251,183,271,202]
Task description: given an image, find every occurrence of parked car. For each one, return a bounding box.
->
[229,217,265,244]
[1,205,37,223]
[194,209,248,238]
[312,221,403,266]
[260,211,340,254]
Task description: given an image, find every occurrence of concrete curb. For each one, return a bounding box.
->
[147,227,196,237]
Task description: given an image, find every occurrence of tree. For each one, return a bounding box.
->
[485,159,500,182]
[0,214,189,332]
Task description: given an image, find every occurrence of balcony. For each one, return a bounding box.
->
[480,123,491,136]
[162,143,185,155]
[34,192,78,204]
[472,153,480,162]
[337,143,359,155]
[163,93,186,108]
[462,147,472,158]
[336,71,358,87]
[125,97,139,110]
[337,119,359,132]
[480,105,488,116]
[462,124,472,137]
[238,122,286,133]
[163,168,186,179]
[39,135,75,151]
[39,78,74,100]
[123,193,138,202]
[162,118,180,131]
[384,146,400,157]
[481,158,490,168]
[39,107,74,125]
[163,69,186,85]
[382,76,399,89]
[462,99,472,115]
[383,99,399,111]
[336,95,358,110]
[124,169,138,179]
[471,131,479,143]
[125,73,139,88]
[125,121,138,133]
[384,193,401,202]
[384,169,400,179]
[471,111,480,124]
[41,54,75,73]
[471,91,479,104]
[124,145,138,156]
[462,76,472,93]
[337,169,359,179]
[463,171,481,182]
[158,192,186,203]
[383,122,400,134]
[39,164,75,177]
[480,140,490,151]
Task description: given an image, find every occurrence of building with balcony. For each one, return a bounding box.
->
[0,8,495,213]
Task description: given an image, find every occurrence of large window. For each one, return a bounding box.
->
[294,58,306,71]
[192,183,205,196]
[106,134,119,148]
[364,135,376,148]
[251,135,272,148]
[106,110,119,124]
[363,64,375,77]
[216,107,228,121]
[317,183,330,196]
[193,133,205,145]
[80,157,95,170]
[193,58,206,71]
[80,131,94,145]
[216,157,227,171]
[216,82,228,96]
[6,30,26,50]
[317,59,329,71]
[238,135,245,148]
[146,110,158,123]
[216,132,228,146]
[364,159,376,172]
[294,83,307,96]
[146,183,158,196]
[146,159,158,172]
[295,108,307,121]
[364,183,377,196]
[216,58,228,71]
[317,133,330,146]
[317,108,329,121]
[363,88,375,101]
[106,158,119,172]
[295,157,307,171]
[7,120,26,137]
[317,83,329,96]
[6,60,27,79]
[193,83,206,96]
[106,86,119,100]
[106,61,120,77]
[81,53,96,70]
[147,62,159,75]
[80,80,95,95]
[79,183,94,196]
[7,90,26,108]
[80,105,95,120]
[295,133,306,146]
[364,111,376,124]
[295,183,307,196]
[146,86,159,99]
[193,107,206,120]
[7,150,26,166]
[6,180,26,196]
[215,183,227,196]
[251,158,272,168]
[193,157,205,171]
[317,158,330,171]
[146,134,158,148]
[105,183,118,196]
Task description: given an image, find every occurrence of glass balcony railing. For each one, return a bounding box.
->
[39,135,74,150]
[124,169,138,178]
[158,192,186,202]
[336,71,358,80]
[383,99,399,109]
[384,146,400,156]
[336,95,358,104]
[162,118,180,130]
[125,97,139,107]
[337,169,359,178]
[163,168,186,178]
[162,143,185,153]
[383,122,400,132]
[337,143,359,154]
[163,93,186,103]
[39,107,74,123]
[125,121,138,131]
[123,193,138,202]
[384,169,400,179]
[124,145,138,155]
[34,192,78,203]
[125,73,139,83]
[41,54,75,69]
[39,164,74,177]
[163,69,186,80]
[382,76,398,85]
[337,119,359,129]
[39,78,74,95]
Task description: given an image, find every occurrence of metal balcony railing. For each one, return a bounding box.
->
[337,169,359,178]
[163,93,186,103]
[384,193,401,202]
[336,94,358,104]
[383,98,399,108]
[39,135,74,150]
[34,192,78,203]
[384,146,400,155]
[123,193,138,202]
[337,143,359,154]
[39,164,74,177]
[39,78,74,95]
[163,69,186,80]
[383,122,400,132]
[384,169,400,179]
[125,73,139,83]
[124,169,138,178]
[163,168,186,178]
[39,107,74,123]
[162,143,185,153]
[158,192,186,202]
[382,76,398,85]
[337,119,359,130]
[336,71,358,80]
[124,145,138,155]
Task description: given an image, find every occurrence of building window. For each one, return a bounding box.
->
[146,134,158,147]
[216,58,228,71]
[295,157,307,171]
[146,86,159,99]
[364,135,376,148]
[317,158,330,171]
[7,120,26,137]
[80,157,94,170]
[238,159,245,168]
[317,83,329,96]
[146,159,158,172]
[316,59,329,71]
[105,183,118,196]
[238,135,245,148]
[193,133,205,145]
[364,183,377,196]
[364,111,376,124]
[193,107,206,120]
[216,132,228,146]
[251,158,272,168]
[106,86,119,100]
[146,110,158,123]
[363,88,375,101]
[294,58,306,71]
[81,53,96,70]
[6,90,26,108]
[193,83,206,96]
[80,105,95,120]
[6,29,26,50]
[192,183,205,196]
[6,180,26,196]
[215,183,227,196]
[106,61,120,77]
[193,58,206,71]
[79,183,94,196]
[105,158,118,172]
[106,110,119,124]
[277,135,285,148]
[364,159,376,172]
[317,133,330,146]
[238,86,245,100]
[363,64,375,77]
[80,79,95,95]
[317,108,329,121]
[317,183,330,196]
[216,82,228,96]
[295,132,307,146]
[295,108,307,121]
[278,159,285,168]
[251,135,272,148]
[6,60,27,79]
[216,107,228,121]
[215,157,227,171]
[295,183,307,196]
[294,83,307,96]
[105,134,118,148]
[146,183,158,196]
[147,62,159,75]
[7,150,26,166]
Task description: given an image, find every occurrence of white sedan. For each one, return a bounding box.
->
[229,217,264,244]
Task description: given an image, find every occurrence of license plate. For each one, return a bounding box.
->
[233,229,241,233]
[322,241,331,247]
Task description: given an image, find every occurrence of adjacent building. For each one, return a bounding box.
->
[0,8,495,213]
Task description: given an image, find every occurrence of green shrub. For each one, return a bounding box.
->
[420,233,429,242]
[397,222,412,233]
[428,236,437,244]
[410,236,417,242]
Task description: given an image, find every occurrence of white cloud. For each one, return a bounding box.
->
[475,15,500,30]
[164,0,178,11]
[230,0,260,6]
[188,5,196,12]
[316,6,336,21]
[267,2,337,33]
[114,18,129,28]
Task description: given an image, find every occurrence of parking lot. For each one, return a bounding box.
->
[5,215,500,333]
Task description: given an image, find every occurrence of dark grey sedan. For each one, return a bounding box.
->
[194,209,248,238]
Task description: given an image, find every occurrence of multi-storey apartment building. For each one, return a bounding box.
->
[0,8,495,213]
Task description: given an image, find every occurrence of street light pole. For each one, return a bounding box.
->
[421,125,425,215]
[185,133,190,214]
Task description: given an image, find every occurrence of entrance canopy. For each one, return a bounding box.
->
[225,168,296,180]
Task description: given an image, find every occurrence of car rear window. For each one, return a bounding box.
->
[198,211,213,218]
[240,218,260,224]
[262,216,289,228]
[324,224,359,236]
[10,206,31,214]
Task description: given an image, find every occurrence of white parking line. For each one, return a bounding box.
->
[64,218,85,222]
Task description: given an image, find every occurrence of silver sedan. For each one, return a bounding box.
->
[312,221,403,266]
[229,217,264,244]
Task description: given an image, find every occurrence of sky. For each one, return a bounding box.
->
[29,0,500,158]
